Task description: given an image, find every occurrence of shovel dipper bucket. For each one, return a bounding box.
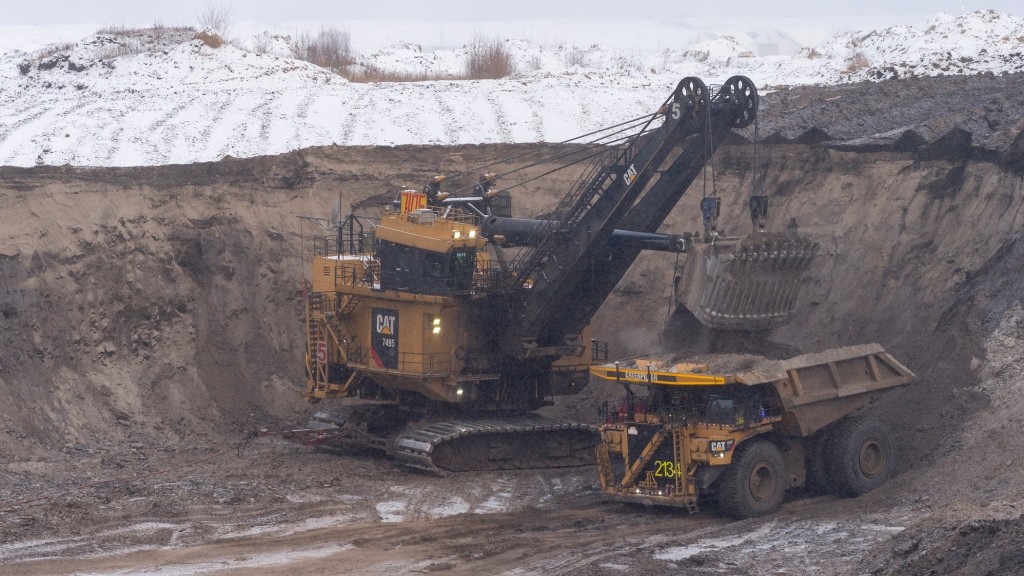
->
[678,231,818,331]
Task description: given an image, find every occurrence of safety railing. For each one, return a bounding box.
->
[599,394,782,427]
[332,259,379,289]
[345,346,508,378]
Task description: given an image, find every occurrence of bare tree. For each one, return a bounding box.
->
[846,52,869,73]
[563,45,589,68]
[465,35,516,80]
[295,27,353,73]
[197,3,233,36]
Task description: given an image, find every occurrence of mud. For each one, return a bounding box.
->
[3,74,1024,574]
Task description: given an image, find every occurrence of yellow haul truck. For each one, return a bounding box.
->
[592,344,916,518]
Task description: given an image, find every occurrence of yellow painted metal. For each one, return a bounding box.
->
[598,419,779,509]
[672,427,689,498]
[595,443,614,490]
[305,205,596,408]
[618,428,667,489]
[589,365,728,386]
[374,212,487,254]
[593,345,916,509]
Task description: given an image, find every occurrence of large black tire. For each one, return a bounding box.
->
[804,426,834,494]
[826,416,895,497]
[717,440,787,519]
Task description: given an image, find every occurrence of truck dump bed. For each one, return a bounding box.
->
[728,343,915,436]
[590,343,916,438]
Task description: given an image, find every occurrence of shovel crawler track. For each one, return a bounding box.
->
[301,407,598,475]
[391,415,599,475]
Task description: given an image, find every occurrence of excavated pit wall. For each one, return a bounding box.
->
[1,136,1022,519]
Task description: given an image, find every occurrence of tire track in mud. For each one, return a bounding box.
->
[216,92,279,159]
[286,89,318,152]
[521,91,546,142]
[0,91,102,162]
[0,108,50,146]
[485,91,514,143]
[141,97,191,164]
[337,86,369,145]
[2,93,107,164]
[92,88,161,165]
[433,84,460,145]
[214,91,274,157]
[0,501,370,565]
[194,90,237,161]
[1,497,728,576]
[255,92,279,148]
[98,122,125,164]
[46,96,103,163]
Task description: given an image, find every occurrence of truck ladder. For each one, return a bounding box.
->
[306,292,365,400]
[305,293,330,397]
[672,427,699,513]
[595,442,615,490]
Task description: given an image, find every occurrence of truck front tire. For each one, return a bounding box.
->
[717,440,786,518]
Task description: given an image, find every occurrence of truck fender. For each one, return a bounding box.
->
[696,465,726,489]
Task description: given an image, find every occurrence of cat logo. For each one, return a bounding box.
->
[710,439,735,453]
[623,164,637,185]
[371,308,399,369]
[376,313,396,335]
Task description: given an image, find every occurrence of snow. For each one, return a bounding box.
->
[93,544,353,575]
[652,520,905,563]
[1,11,1023,168]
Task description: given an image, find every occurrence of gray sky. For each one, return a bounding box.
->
[5,0,1022,25]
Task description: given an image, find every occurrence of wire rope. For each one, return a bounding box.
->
[444,112,662,182]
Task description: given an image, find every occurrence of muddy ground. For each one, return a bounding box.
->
[3,73,1024,574]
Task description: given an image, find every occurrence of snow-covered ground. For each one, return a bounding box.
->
[1,10,1022,167]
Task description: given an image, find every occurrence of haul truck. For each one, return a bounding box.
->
[592,344,916,517]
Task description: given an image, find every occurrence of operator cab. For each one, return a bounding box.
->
[375,196,488,297]
[378,240,477,295]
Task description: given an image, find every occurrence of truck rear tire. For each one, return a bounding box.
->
[717,440,786,518]
[804,426,834,493]
[826,416,894,496]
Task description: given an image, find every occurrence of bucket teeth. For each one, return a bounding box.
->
[678,232,818,330]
